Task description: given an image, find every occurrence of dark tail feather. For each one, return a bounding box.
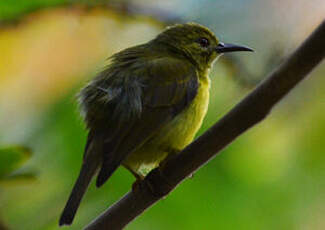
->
[96,163,119,188]
[59,142,100,226]
[95,140,120,188]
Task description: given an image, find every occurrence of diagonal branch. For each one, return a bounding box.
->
[84,20,325,230]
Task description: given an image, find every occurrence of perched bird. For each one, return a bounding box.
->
[59,22,253,226]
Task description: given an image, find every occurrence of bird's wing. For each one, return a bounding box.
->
[94,57,199,187]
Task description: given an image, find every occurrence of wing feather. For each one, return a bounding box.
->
[81,56,199,187]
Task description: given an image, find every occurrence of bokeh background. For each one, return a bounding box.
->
[0,0,324,229]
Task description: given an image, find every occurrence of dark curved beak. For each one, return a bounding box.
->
[215,42,254,53]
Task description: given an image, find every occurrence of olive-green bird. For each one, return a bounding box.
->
[59,22,253,225]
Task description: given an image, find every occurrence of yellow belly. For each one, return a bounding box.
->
[123,75,210,177]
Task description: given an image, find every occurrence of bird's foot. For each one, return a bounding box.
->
[132,178,142,192]
[132,168,173,198]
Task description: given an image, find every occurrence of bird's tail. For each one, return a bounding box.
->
[59,138,101,226]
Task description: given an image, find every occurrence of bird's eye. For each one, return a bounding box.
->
[197,37,210,47]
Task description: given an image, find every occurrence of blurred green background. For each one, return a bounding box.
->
[0,1,324,229]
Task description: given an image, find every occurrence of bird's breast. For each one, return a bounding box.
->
[153,74,210,150]
[123,72,210,177]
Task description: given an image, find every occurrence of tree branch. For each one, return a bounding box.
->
[84,20,325,230]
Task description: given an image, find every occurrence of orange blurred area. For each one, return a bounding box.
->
[0,6,161,130]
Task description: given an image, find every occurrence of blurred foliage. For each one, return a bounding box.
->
[0,0,69,22]
[0,145,35,230]
[0,1,324,230]
[0,145,35,182]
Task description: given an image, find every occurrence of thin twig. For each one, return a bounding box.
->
[84,20,325,230]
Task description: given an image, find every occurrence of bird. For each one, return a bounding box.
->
[59,22,253,226]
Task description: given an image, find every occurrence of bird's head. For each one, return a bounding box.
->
[153,23,253,69]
